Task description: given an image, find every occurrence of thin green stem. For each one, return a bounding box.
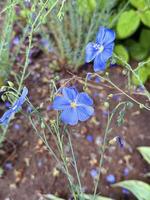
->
[93,102,126,199]
[66,129,83,196]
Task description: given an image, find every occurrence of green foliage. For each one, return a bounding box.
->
[115,0,150,82]
[140,10,150,27]
[77,0,96,16]
[117,10,140,39]
[140,29,150,49]
[113,180,150,200]
[0,0,16,82]
[132,59,150,85]
[113,146,150,200]
[114,44,129,64]
[43,193,112,200]
[130,0,149,9]
[44,0,118,70]
[129,40,148,61]
[138,147,150,164]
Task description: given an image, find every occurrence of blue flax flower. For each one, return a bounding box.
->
[85,26,115,72]
[0,87,28,126]
[53,87,94,125]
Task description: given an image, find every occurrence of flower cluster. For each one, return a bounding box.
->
[0,27,115,127]
[0,87,28,126]
[52,26,115,126]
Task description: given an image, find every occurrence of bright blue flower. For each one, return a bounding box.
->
[52,87,94,125]
[0,87,28,126]
[85,26,115,72]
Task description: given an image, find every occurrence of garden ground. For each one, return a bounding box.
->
[0,46,150,200]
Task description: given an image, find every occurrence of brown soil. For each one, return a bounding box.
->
[0,53,150,200]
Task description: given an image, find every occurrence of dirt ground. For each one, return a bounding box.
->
[0,49,150,200]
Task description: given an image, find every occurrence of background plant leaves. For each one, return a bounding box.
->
[113,180,150,200]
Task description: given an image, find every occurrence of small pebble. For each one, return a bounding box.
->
[106,174,116,184]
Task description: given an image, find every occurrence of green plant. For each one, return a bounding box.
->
[44,0,120,70]
[113,146,150,200]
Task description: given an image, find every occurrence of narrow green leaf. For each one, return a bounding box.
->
[138,147,150,165]
[113,180,150,200]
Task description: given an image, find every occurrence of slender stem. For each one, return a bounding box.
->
[93,102,126,199]
[66,129,82,195]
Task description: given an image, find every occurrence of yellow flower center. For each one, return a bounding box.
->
[70,102,77,108]
[99,45,104,53]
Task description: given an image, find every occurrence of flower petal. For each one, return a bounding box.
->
[12,87,28,112]
[93,54,106,72]
[60,108,78,125]
[0,109,13,126]
[77,92,93,106]
[96,27,115,46]
[85,42,98,63]
[102,29,115,46]
[62,87,78,101]
[77,105,94,122]
[52,96,70,110]
[101,43,114,62]
[96,26,106,44]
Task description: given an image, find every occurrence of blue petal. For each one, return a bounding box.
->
[102,29,115,46]
[62,87,78,101]
[96,27,115,46]
[85,42,98,63]
[77,105,94,122]
[60,108,78,125]
[12,87,28,112]
[0,109,13,126]
[77,92,93,106]
[93,54,106,72]
[52,96,70,110]
[96,27,106,44]
[101,43,114,62]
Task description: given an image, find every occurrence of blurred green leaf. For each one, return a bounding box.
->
[132,66,149,85]
[0,167,4,177]
[117,10,140,39]
[113,180,150,200]
[81,194,113,200]
[114,44,129,64]
[140,28,150,49]
[128,40,148,61]
[77,0,96,15]
[130,0,149,9]
[44,194,113,200]
[138,147,150,164]
[140,10,150,27]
